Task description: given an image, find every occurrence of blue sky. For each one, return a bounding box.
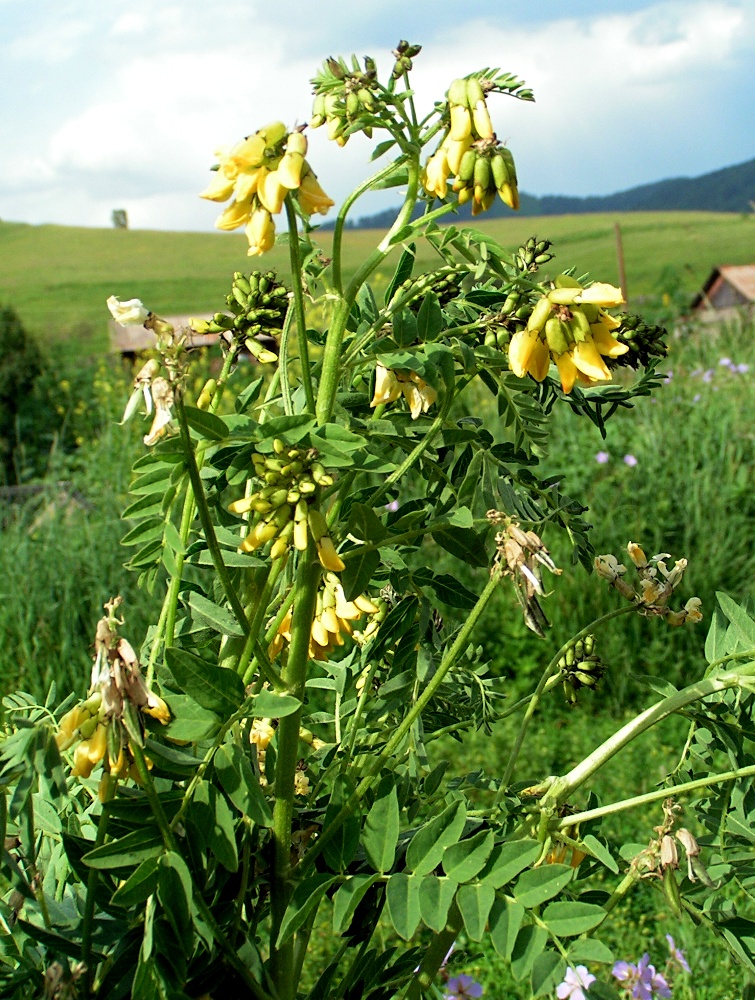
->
[1,0,753,231]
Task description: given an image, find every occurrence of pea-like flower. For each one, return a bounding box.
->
[556,965,596,1000]
[444,974,483,1000]
[107,296,149,327]
[612,954,671,999]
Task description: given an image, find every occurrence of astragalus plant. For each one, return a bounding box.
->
[3,41,755,1000]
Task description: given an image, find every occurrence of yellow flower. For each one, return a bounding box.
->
[508,327,545,379]
[370,364,402,406]
[577,282,625,308]
[245,208,276,256]
[257,169,287,215]
[143,692,170,725]
[215,197,254,231]
[422,148,451,200]
[297,171,335,216]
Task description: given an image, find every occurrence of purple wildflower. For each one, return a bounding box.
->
[444,974,483,999]
[737,363,750,374]
[690,368,703,377]
[595,451,610,465]
[663,370,673,383]
[692,393,701,402]
[385,499,400,512]
[701,369,714,383]
[623,454,638,467]
[557,965,596,1000]
[613,954,671,999]
[666,934,690,973]
[718,357,732,367]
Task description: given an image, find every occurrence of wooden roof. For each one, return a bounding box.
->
[692,265,755,309]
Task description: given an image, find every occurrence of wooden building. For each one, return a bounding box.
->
[691,265,755,313]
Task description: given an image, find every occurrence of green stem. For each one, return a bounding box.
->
[331,159,407,295]
[302,571,501,873]
[176,398,249,636]
[316,159,421,426]
[81,772,117,990]
[559,762,755,829]
[234,556,287,685]
[277,300,296,417]
[130,742,272,1000]
[496,605,638,799]
[270,545,321,999]
[544,664,755,808]
[285,195,316,414]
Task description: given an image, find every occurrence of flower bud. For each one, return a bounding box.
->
[627,541,647,568]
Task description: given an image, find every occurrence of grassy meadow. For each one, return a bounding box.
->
[1,210,754,353]
[0,211,753,997]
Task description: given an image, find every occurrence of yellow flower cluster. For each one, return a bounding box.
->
[508,279,627,393]
[370,363,437,419]
[422,77,519,214]
[201,123,334,256]
[270,573,380,662]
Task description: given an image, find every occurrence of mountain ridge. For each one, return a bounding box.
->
[341,156,755,230]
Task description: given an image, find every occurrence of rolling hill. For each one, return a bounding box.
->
[348,156,755,229]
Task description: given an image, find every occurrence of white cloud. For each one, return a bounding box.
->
[0,0,752,229]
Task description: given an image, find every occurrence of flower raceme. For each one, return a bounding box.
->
[507,278,628,392]
[201,123,334,256]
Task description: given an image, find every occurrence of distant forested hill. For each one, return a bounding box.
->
[342,156,755,229]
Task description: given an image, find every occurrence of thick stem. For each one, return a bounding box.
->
[284,196,316,414]
[270,545,321,999]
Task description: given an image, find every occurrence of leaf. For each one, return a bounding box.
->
[717,592,755,649]
[165,647,244,718]
[82,828,164,870]
[456,881,495,941]
[419,875,458,933]
[277,874,337,946]
[586,983,622,1000]
[416,292,444,342]
[183,405,229,441]
[256,413,316,444]
[190,780,238,872]
[393,308,418,348]
[442,830,495,883]
[111,857,160,907]
[569,939,615,964]
[214,743,273,827]
[705,603,730,664]
[531,951,566,998]
[120,518,164,548]
[332,874,381,935]
[511,924,548,981]
[341,548,380,602]
[187,592,245,637]
[251,690,301,719]
[348,503,387,543]
[323,775,360,872]
[157,851,193,941]
[582,834,619,873]
[480,839,540,889]
[385,872,422,940]
[385,244,416,306]
[235,376,264,414]
[513,864,573,908]
[431,526,489,568]
[162,694,220,743]
[542,901,606,937]
[423,572,479,611]
[490,897,525,960]
[363,776,400,873]
[16,920,106,963]
[406,799,467,876]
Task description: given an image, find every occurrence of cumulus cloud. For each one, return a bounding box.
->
[0,0,752,229]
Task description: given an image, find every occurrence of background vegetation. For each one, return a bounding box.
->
[0,214,752,997]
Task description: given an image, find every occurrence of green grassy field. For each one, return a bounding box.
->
[1,211,753,354]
